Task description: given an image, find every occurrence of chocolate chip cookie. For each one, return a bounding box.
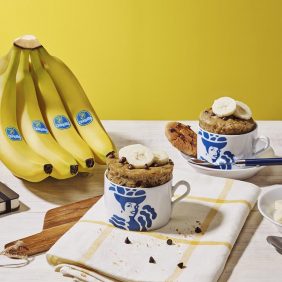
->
[165,122,197,157]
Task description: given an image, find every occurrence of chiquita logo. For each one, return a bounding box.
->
[76,110,93,126]
[53,115,71,130]
[32,120,49,134]
[5,127,22,141]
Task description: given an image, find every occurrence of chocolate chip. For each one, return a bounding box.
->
[124,237,132,244]
[169,128,176,133]
[168,159,174,165]
[106,151,115,158]
[166,239,173,245]
[149,256,156,264]
[119,157,127,163]
[144,164,150,170]
[177,262,185,269]
[222,117,228,120]
[211,112,215,116]
[179,134,185,140]
[195,227,202,233]
[204,110,208,113]
[186,125,191,129]
[128,164,135,170]
[136,180,142,187]
[153,163,159,167]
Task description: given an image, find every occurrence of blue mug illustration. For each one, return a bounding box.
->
[198,129,235,170]
[108,184,157,231]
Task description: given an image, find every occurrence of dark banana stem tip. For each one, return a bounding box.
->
[70,165,79,175]
[44,164,53,174]
[86,158,95,168]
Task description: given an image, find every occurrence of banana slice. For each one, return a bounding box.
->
[234,100,252,120]
[119,144,154,168]
[274,200,282,210]
[153,150,169,165]
[273,209,282,224]
[212,97,236,117]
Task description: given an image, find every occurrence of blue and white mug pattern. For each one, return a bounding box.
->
[104,173,190,231]
[197,127,270,170]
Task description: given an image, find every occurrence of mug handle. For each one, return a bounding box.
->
[171,180,190,209]
[253,136,270,156]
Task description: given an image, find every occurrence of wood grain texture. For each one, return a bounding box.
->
[0,121,281,282]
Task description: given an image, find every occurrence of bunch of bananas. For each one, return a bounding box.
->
[0,35,116,182]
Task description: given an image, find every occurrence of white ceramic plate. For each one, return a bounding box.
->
[258,185,282,233]
[181,146,275,180]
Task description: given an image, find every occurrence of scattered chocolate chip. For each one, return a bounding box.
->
[128,164,135,170]
[166,239,173,245]
[195,227,202,233]
[106,151,115,158]
[144,164,150,170]
[176,122,181,127]
[119,157,127,163]
[211,112,215,116]
[168,159,174,165]
[204,110,208,113]
[149,256,156,264]
[136,180,142,187]
[124,237,132,244]
[186,125,191,129]
[169,128,176,133]
[153,163,159,167]
[222,117,228,120]
[177,262,186,269]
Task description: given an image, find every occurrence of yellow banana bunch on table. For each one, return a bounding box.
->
[0,35,116,182]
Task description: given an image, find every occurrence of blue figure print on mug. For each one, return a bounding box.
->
[108,184,157,231]
[198,129,235,170]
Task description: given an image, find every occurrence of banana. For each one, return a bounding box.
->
[0,48,12,75]
[152,150,169,165]
[212,97,236,117]
[234,100,252,120]
[30,49,95,171]
[275,200,282,211]
[38,47,116,164]
[119,144,154,168]
[273,209,282,224]
[16,49,79,179]
[0,46,52,182]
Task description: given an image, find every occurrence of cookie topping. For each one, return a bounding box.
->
[169,128,176,133]
[106,151,115,158]
[195,227,202,233]
[144,164,150,170]
[119,157,127,163]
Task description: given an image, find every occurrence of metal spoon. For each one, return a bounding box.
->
[267,236,282,255]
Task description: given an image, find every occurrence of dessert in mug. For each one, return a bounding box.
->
[106,144,174,188]
[199,97,256,135]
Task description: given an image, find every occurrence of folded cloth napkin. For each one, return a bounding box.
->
[46,169,260,282]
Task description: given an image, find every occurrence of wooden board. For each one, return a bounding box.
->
[5,195,101,256]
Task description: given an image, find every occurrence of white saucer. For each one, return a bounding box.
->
[181,146,276,180]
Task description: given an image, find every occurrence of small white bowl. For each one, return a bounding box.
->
[258,186,282,233]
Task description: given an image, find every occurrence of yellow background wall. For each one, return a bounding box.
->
[0,0,281,120]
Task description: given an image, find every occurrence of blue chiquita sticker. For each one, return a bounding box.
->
[108,184,157,231]
[5,127,22,141]
[32,120,49,134]
[53,115,71,130]
[76,110,93,126]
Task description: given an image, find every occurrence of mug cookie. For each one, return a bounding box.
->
[165,122,197,157]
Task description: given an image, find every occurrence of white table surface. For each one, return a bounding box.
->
[0,120,282,282]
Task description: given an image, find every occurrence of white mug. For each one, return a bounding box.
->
[197,126,270,169]
[104,172,190,231]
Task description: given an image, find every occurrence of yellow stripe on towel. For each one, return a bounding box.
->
[79,220,232,250]
[166,179,234,282]
[185,195,252,210]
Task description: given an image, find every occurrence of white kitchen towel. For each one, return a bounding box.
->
[46,169,260,282]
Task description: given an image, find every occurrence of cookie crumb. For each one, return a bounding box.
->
[166,239,173,245]
[149,256,156,264]
[177,262,186,269]
[195,227,202,233]
[124,237,132,244]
